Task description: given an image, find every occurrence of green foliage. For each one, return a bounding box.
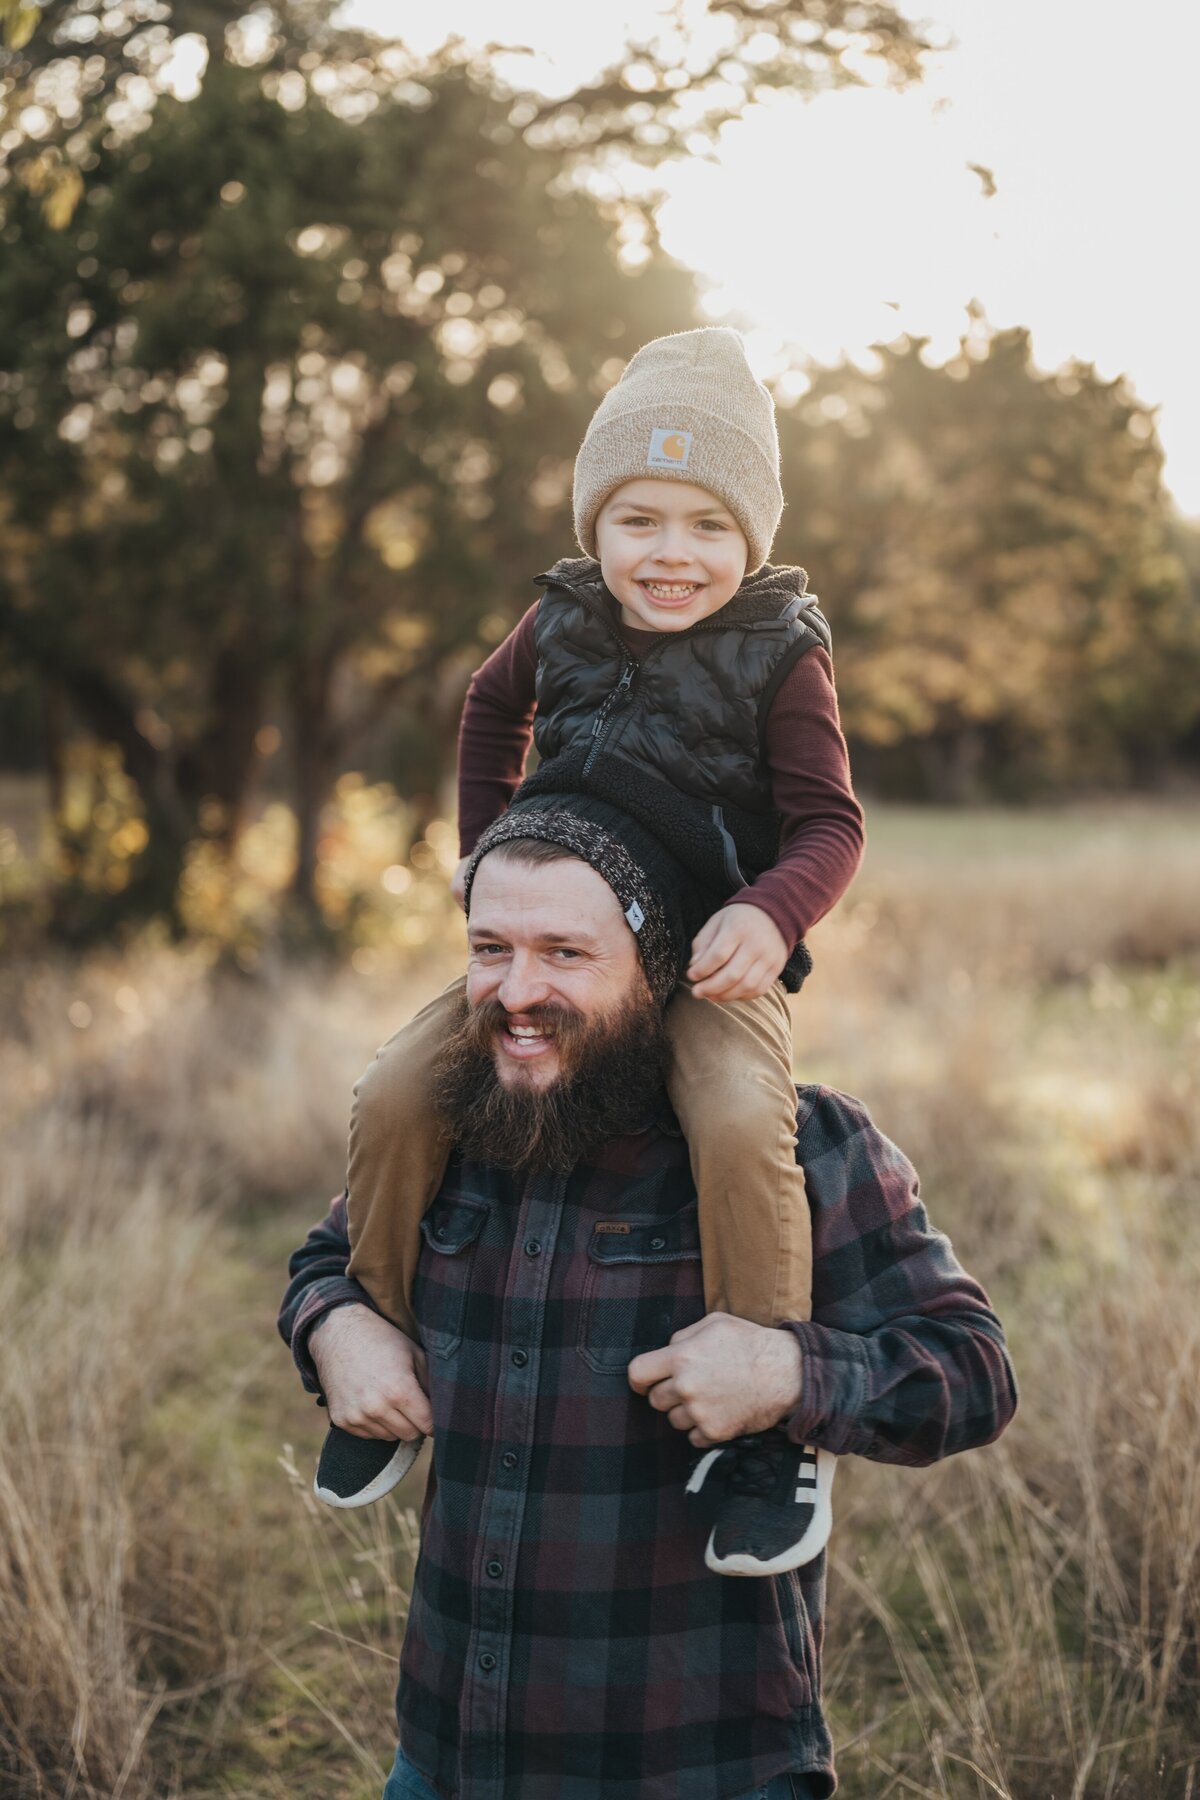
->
[776,330,1200,798]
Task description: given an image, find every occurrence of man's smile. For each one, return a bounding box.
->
[498,1015,557,1060]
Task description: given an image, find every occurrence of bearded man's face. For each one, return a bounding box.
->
[432,850,671,1171]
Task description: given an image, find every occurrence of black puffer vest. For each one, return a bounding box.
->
[512,556,832,991]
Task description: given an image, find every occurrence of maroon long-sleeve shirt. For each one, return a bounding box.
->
[457,603,865,947]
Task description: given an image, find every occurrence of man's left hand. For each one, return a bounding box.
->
[627,1313,804,1448]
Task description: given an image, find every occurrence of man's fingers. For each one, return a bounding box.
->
[332,1387,431,1440]
[667,1403,697,1432]
[627,1347,677,1392]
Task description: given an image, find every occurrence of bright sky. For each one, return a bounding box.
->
[341,0,1200,514]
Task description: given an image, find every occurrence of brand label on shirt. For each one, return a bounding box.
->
[594,1221,632,1234]
[646,428,692,470]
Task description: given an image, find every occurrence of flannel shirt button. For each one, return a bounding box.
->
[486,1558,504,1578]
[511,1349,529,1367]
[478,1651,497,1672]
[501,1450,518,1469]
[524,1238,542,1257]
[650,1235,666,1250]
[433,1225,446,1240]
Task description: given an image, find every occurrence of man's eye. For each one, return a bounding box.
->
[552,947,582,960]
[474,943,508,956]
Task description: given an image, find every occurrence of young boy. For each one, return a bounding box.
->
[315,328,865,1577]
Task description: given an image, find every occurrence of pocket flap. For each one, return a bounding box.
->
[588,1208,701,1266]
[420,1197,488,1255]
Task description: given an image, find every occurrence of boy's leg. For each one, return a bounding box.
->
[665,981,833,1577]
[664,981,811,1328]
[346,976,466,1343]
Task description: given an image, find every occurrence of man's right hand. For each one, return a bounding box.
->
[309,1303,434,1441]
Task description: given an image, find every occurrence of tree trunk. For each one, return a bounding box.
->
[287,652,336,934]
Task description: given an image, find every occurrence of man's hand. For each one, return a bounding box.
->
[627,1313,803,1447]
[309,1303,433,1441]
[686,904,789,1002]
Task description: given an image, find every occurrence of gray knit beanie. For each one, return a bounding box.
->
[463,794,692,1005]
[573,327,784,574]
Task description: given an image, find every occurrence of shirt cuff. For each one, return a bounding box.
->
[291,1278,377,1395]
[778,1320,872,1456]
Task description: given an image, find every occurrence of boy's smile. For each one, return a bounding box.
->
[595,478,750,634]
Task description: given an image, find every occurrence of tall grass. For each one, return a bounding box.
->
[1,801,1197,1797]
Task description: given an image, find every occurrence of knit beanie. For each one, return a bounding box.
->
[573,327,784,573]
[463,793,692,1005]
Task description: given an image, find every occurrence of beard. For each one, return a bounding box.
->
[430,982,672,1174]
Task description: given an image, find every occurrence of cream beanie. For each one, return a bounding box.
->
[572,327,783,573]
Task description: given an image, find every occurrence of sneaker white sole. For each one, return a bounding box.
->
[312,1436,423,1509]
[704,1448,836,1577]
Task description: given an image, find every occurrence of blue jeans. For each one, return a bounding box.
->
[382,1743,799,1798]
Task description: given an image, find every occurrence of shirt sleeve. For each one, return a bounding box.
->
[277,1191,374,1395]
[722,647,865,944]
[783,1087,1019,1466]
[457,603,541,858]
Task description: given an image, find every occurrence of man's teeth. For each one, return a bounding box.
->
[508,1025,549,1039]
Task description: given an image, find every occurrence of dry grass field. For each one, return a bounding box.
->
[1,800,1198,1799]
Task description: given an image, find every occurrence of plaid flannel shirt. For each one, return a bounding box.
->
[278,1084,1017,1800]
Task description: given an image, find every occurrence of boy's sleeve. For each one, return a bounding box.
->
[725,647,865,944]
[457,602,541,857]
[277,1191,379,1395]
[782,1087,1019,1466]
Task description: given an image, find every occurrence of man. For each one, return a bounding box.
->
[279,798,1018,1800]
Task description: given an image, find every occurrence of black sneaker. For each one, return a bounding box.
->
[701,1431,835,1576]
[313,1425,423,1509]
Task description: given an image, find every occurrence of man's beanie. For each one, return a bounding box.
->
[462,794,692,1004]
[572,327,784,574]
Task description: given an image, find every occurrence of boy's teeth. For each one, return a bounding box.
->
[644,581,698,597]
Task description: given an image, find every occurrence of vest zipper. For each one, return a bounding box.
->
[582,659,637,776]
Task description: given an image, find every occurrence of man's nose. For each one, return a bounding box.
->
[496,953,552,1014]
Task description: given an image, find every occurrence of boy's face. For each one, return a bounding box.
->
[594,478,749,634]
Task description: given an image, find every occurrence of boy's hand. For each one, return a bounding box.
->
[687,903,789,1002]
[450,855,470,911]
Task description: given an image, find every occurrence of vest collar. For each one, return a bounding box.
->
[534,556,812,632]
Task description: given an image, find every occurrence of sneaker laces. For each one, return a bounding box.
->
[724,1432,788,1499]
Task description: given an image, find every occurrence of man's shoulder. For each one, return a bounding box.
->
[793,1084,911,1187]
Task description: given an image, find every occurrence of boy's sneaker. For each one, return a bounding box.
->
[313,1425,423,1509]
[687,1430,835,1576]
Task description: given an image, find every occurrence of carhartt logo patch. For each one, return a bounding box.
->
[625,900,645,933]
[647,427,692,470]
[594,1221,632,1234]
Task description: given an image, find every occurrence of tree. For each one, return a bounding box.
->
[1,1,933,934]
[774,328,1200,797]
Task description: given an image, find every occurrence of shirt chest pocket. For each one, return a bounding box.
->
[577,1207,705,1375]
[416,1195,489,1359]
